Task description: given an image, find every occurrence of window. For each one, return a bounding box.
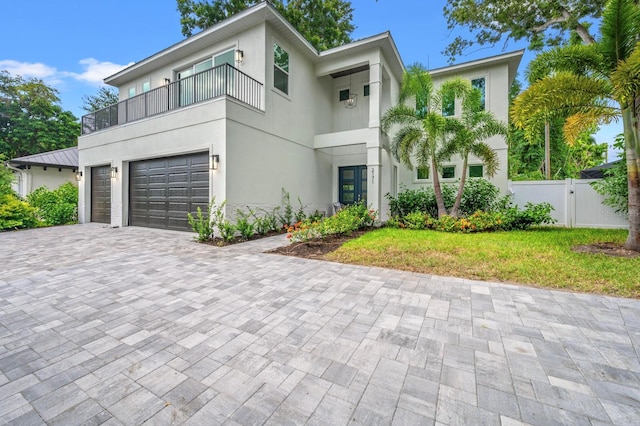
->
[274,42,289,95]
[442,166,455,179]
[442,90,455,116]
[469,165,483,178]
[471,77,486,110]
[416,167,430,180]
[364,84,370,97]
[128,87,136,98]
[339,89,350,102]
[142,81,151,93]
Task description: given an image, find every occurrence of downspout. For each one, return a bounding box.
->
[4,162,29,197]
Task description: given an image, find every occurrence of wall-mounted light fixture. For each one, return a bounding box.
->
[210,155,220,170]
[235,49,244,64]
[75,171,83,181]
[110,167,118,179]
[164,78,171,85]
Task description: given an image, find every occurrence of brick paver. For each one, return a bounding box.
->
[1,224,639,425]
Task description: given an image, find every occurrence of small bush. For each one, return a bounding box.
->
[403,211,430,229]
[218,220,237,242]
[460,179,500,215]
[287,202,377,243]
[278,188,293,228]
[236,209,255,240]
[187,200,214,242]
[26,183,78,226]
[0,194,40,230]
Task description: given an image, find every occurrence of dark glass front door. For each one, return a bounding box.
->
[339,165,367,205]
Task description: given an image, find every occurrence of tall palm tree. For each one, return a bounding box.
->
[381,63,449,217]
[512,0,640,251]
[441,81,506,217]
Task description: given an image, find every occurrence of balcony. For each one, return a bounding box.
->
[81,63,263,135]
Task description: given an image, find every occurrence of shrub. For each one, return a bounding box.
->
[0,194,40,230]
[287,202,377,243]
[0,161,16,197]
[403,211,430,229]
[278,188,293,228]
[499,202,556,230]
[459,178,500,216]
[187,199,215,242]
[218,220,237,242]
[236,209,255,240]
[26,183,78,226]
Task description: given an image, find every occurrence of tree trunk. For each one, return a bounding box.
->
[450,155,468,218]
[431,157,447,217]
[544,121,551,179]
[622,103,640,251]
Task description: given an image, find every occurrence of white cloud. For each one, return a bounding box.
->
[0,60,57,79]
[68,58,134,85]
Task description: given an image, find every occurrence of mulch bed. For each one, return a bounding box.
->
[571,242,640,258]
[201,230,284,246]
[267,230,369,259]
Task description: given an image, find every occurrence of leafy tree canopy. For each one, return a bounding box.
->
[81,87,119,113]
[176,0,354,51]
[442,0,607,62]
[0,70,79,159]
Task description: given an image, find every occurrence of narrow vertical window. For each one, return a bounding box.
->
[142,81,151,93]
[274,42,289,95]
[471,77,485,110]
[442,90,455,116]
[364,84,370,97]
[128,87,136,98]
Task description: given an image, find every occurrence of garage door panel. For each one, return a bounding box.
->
[91,166,111,224]
[129,152,209,231]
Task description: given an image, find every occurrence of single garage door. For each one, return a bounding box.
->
[91,166,111,224]
[129,152,209,231]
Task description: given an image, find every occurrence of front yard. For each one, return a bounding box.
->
[325,227,640,298]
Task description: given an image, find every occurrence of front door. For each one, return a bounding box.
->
[339,165,367,205]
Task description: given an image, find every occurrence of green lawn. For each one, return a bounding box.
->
[326,227,640,298]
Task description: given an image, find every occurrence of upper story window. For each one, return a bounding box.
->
[442,90,455,116]
[142,81,151,93]
[339,89,350,102]
[128,87,136,98]
[471,77,486,110]
[274,42,289,95]
[364,84,370,97]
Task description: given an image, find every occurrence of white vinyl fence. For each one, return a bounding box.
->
[508,179,628,229]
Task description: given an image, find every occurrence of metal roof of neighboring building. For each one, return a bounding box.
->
[9,146,78,169]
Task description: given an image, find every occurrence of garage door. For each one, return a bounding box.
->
[129,152,209,231]
[91,166,111,224]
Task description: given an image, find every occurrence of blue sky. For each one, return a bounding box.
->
[0,0,621,159]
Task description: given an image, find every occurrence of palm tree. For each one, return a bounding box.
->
[441,81,506,217]
[381,63,449,217]
[512,0,640,251]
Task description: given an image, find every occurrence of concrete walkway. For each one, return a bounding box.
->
[0,224,639,425]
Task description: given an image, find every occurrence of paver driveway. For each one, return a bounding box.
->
[1,224,639,425]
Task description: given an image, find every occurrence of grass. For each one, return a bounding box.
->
[326,227,640,298]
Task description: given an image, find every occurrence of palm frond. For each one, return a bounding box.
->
[391,125,424,169]
[611,45,640,105]
[564,111,619,144]
[599,0,640,70]
[526,45,604,82]
[381,104,420,133]
[469,142,499,178]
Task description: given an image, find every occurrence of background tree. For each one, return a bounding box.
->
[81,87,119,113]
[442,0,606,61]
[508,77,606,180]
[176,0,354,51]
[511,0,640,251]
[0,70,79,159]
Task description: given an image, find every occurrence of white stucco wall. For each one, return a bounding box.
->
[11,167,77,198]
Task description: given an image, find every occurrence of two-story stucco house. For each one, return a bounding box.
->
[78,1,522,231]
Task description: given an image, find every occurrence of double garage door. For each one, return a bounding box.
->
[129,152,209,231]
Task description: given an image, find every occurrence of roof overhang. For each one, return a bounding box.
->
[104,2,405,87]
[429,50,525,87]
